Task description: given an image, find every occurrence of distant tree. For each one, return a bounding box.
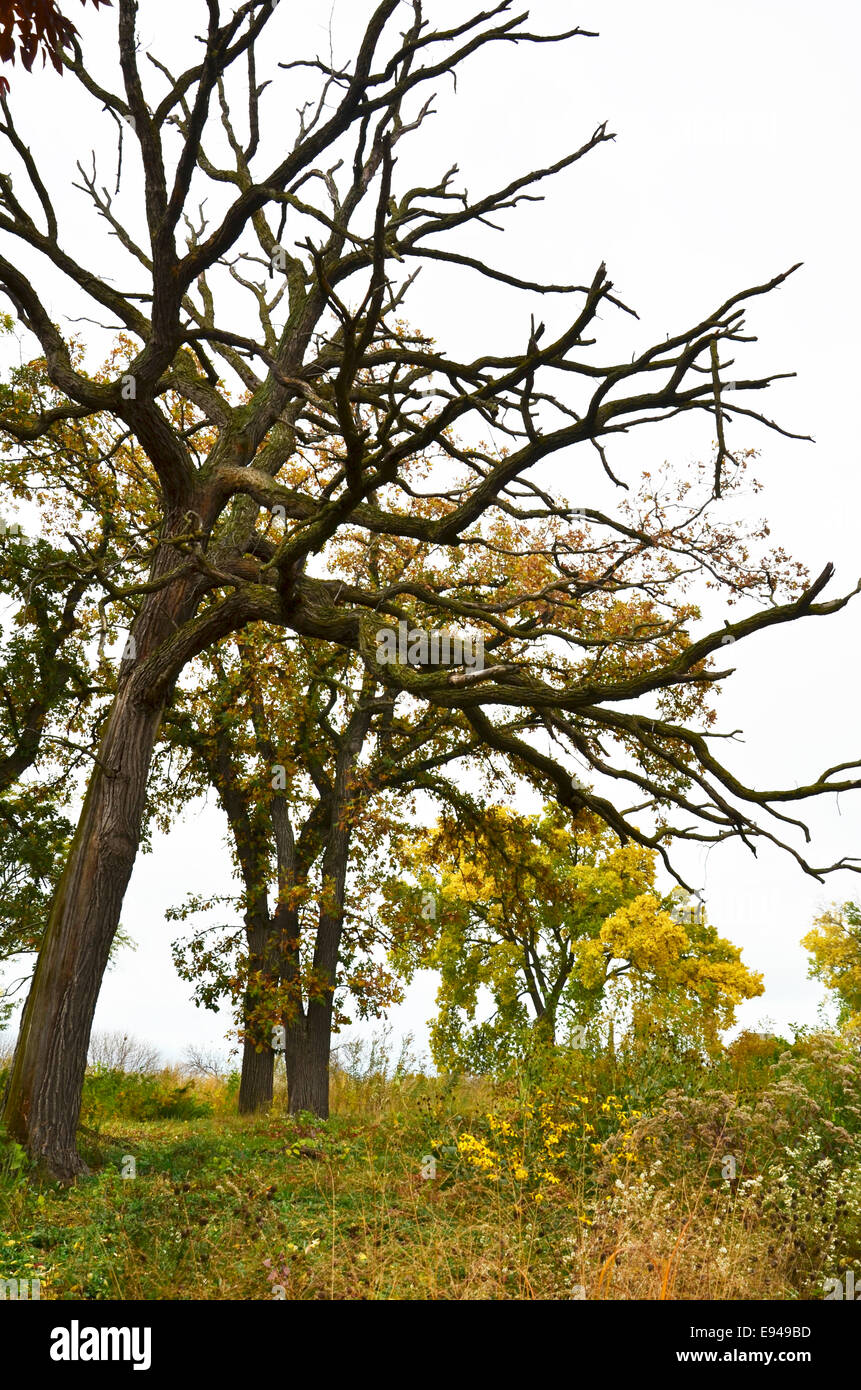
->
[87,1028,159,1073]
[802,902,861,1034]
[159,484,598,1118]
[161,625,483,1118]
[383,804,763,1072]
[180,1043,230,1081]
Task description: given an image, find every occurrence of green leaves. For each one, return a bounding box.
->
[380,803,762,1073]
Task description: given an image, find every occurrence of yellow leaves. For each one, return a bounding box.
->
[802,902,861,1028]
[400,801,761,1069]
[686,956,764,1003]
[599,894,689,971]
[573,937,609,989]
[487,1114,513,1137]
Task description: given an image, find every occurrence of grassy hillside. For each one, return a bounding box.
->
[2,1030,860,1301]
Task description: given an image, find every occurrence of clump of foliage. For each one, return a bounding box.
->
[381,805,763,1072]
[80,1068,213,1126]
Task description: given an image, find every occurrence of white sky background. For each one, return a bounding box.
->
[2,0,860,1064]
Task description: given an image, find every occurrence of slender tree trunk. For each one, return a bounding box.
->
[271,694,368,1120]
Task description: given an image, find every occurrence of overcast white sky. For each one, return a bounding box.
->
[2,0,860,1065]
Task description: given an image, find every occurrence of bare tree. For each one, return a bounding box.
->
[0,1,858,1177]
[180,1043,230,1081]
[87,1029,160,1073]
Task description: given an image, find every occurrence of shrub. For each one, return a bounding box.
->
[80,1067,212,1125]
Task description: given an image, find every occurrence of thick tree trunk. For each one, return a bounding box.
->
[533,1008,557,1047]
[2,676,166,1178]
[281,879,348,1120]
[284,1001,333,1118]
[238,1038,275,1115]
[238,911,276,1115]
[3,540,197,1180]
[282,892,347,1119]
[283,826,350,1117]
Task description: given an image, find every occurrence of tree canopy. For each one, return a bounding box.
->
[382,803,763,1072]
[802,902,861,1035]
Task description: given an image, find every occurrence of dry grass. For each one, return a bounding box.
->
[2,1031,860,1300]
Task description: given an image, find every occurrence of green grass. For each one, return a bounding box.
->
[3,1033,861,1300]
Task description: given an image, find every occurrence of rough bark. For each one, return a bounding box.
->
[283,822,352,1118]
[238,1038,275,1115]
[238,911,276,1114]
[284,1000,333,1118]
[2,530,198,1178]
[3,677,166,1178]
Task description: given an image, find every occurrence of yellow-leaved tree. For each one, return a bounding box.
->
[802,902,861,1034]
[381,804,763,1072]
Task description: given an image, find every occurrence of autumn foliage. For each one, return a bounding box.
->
[0,0,109,87]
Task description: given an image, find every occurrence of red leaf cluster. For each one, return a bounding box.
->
[0,0,110,91]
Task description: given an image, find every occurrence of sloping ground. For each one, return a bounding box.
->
[2,1039,860,1300]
